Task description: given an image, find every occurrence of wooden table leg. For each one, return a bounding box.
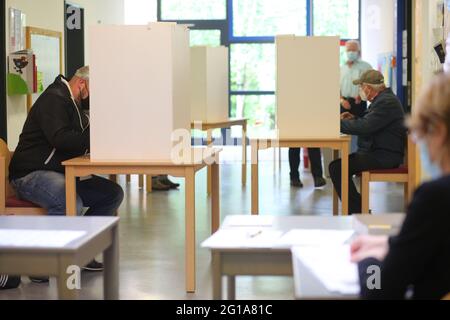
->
[211,157,220,234]
[65,166,77,216]
[146,175,152,193]
[57,254,79,300]
[212,252,222,300]
[109,175,117,183]
[126,175,131,184]
[251,141,259,215]
[185,168,196,293]
[227,276,236,300]
[207,130,212,196]
[104,225,119,300]
[242,122,247,187]
[332,150,339,216]
[341,142,350,215]
[138,175,144,189]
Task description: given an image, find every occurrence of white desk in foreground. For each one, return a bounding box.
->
[0,216,119,300]
[203,214,405,300]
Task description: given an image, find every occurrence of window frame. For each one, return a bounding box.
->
[157,0,361,145]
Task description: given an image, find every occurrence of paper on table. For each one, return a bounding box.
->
[275,229,355,248]
[0,230,87,248]
[223,215,275,227]
[201,228,283,249]
[292,245,360,295]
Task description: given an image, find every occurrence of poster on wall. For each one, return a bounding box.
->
[9,8,26,53]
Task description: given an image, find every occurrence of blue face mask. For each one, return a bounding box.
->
[419,140,443,179]
[347,51,359,62]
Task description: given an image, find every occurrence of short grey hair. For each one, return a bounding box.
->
[365,83,386,92]
[346,40,361,51]
[74,66,89,80]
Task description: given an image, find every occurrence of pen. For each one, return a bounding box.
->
[248,230,263,238]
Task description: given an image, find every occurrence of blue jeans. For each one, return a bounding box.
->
[11,171,124,216]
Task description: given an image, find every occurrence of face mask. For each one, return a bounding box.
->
[347,51,359,62]
[419,140,443,179]
[359,87,368,102]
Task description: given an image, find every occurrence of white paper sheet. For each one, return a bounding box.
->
[275,229,355,248]
[201,228,283,249]
[0,230,87,248]
[292,245,360,295]
[223,215,275,227]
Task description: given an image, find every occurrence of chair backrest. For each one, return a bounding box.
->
[0,139,14,199]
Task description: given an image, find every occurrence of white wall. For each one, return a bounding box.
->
[360,0,395,68]
[124,0,157,25]
[4,0,124,149]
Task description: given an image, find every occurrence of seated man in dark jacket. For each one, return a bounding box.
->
[9,66,124,217]
[329,70,406,214]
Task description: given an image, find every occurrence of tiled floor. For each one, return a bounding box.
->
[0,148,405,300]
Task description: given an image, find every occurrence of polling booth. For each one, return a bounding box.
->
[190,46,229,123]
[276,35,341,139]
[89,23,191,161]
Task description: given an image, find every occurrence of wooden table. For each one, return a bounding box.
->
[251,136,351,215]
[205,215,353,300]
[192,118,247,194]
[63,148,221,293]
[204,214,403,300]
[0,216,119,300]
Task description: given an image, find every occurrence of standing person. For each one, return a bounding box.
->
[289,148,326,188]
[340,40,373,152]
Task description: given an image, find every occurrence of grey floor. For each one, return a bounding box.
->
[0,148,405,300]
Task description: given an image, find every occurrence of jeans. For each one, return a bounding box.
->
[11,171,124,216]
[329,152,400,214]
[289,148,323,181]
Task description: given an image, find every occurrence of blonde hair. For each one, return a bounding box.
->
[408,73,450,154]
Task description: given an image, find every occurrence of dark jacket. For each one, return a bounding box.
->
[9,75,90,180]
[359,175,450,300]
[341,88,406,166]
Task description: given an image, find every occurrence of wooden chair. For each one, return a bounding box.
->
[360,136,417,214]
[0,139,46,215]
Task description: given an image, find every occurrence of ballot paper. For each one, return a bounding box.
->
[275,229,355,248]
[292,245,360,295]
[0,230,87,248]
[223,215,275,227]
[201,228,283,249]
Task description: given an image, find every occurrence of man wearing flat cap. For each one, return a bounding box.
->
[329,70,407,214]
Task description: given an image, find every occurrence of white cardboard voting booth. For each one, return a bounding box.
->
[89,24,190,161]
[276,36,340,139]
[190,46,229,123]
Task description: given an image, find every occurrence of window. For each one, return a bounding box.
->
[313,0,359,39]
[159,0,361,141]
[232,0,307,38]
[190,30,222,47]
[161,0,226,20]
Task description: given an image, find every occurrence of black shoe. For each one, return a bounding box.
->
[291,180,304,188]
[0,275,21,289]
[29,276,49,284]
[152,178,171,191]
[314,176,327,188]
[83,260,104,272]
[159,177,180,189]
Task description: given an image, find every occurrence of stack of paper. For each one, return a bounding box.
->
[292,245,360,295]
